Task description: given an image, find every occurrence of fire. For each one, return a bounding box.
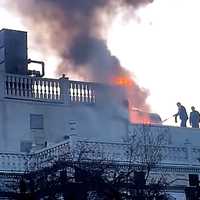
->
[112,75,153,124]
[112,76,133,87]
[129,108,151,124]
[112,76,152,124]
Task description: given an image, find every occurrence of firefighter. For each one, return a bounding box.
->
[174,102,188,127]
[189,106,200,128]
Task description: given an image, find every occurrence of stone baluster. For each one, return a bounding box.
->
[69,83,72,101]
[40,80,43,99]
[91,87,94,102]
[29,78,34,98]
[76,83,80,102]
[90,85,93,103]
[88,86,92,102]
[73,83,77,102]
[69,83,72,102]
[9,77,12,95]
[88,85,91,102]
[55,81,59,100]
[91,88,95,103]
[82,84,85,102]
[20,77,25,97]
[11,76,15,96]
[92,88,95,103]
[31,79,35,98]
[24,78,28,97]
[71,83,74,102]
[57,82,61,100]
[50,81,53,100]
[32,79,35,98]
[80,84,83,102]
[6,155,10,170]
[43,80,47,99]
[85,85,88,102]
[72,83,75,102]
[54,81,58,100]
[48,81,51,99]
[35,79,39,98]
[51,81,55,100]
[15,76,20,96]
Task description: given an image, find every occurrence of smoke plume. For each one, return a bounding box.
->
[4,0,152,110]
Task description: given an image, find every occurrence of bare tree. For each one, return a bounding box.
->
[125,124,169,179]
[70,125,170,200]
[16,126,171,200]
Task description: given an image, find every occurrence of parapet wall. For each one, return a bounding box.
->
[3,73,126,105]
[0,73,129,152]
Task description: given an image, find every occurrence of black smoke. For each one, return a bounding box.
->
[4,0,152,110]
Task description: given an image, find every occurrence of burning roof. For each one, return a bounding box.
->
[3,0,156,123]
[129,108,162,125]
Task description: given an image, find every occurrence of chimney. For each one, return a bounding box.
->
[0,29,28,75]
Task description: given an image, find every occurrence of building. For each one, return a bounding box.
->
[0,29,200,199]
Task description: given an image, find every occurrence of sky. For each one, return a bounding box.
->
[1,0,200,126]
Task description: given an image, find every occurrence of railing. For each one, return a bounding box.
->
[75,140,128,162]
[161,145,189,163]
[3,74,97,105]
[69,80,95,104]
[5,74,61,102]
[75,141,194,165]
[0,153,28,172]
[191,146,200,163]
[1,140,200,173]
[27,141,71,171]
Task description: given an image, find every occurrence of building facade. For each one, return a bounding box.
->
[1,29,200,199]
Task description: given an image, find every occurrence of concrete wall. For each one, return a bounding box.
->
[0,82,129,152]
[129,124,200,146]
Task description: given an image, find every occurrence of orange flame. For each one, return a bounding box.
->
[112,76,133,87]
[112,75,151,124]
[129,108,151,124]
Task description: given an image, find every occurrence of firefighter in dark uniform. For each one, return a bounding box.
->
[189,106,200,128]
[174,102,188,127]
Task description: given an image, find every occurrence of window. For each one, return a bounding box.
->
[30,114,44,129]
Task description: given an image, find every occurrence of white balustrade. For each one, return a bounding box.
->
[76,141,128,162]
[161,145,188,163]
[5,74,61,102]
[1,140,200,172]
[28,141,71,171]
[3,74,98,105]
[75,141,200,165]
[191,147,200,163]
[0,153,28,172]
[69,81,96,104]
